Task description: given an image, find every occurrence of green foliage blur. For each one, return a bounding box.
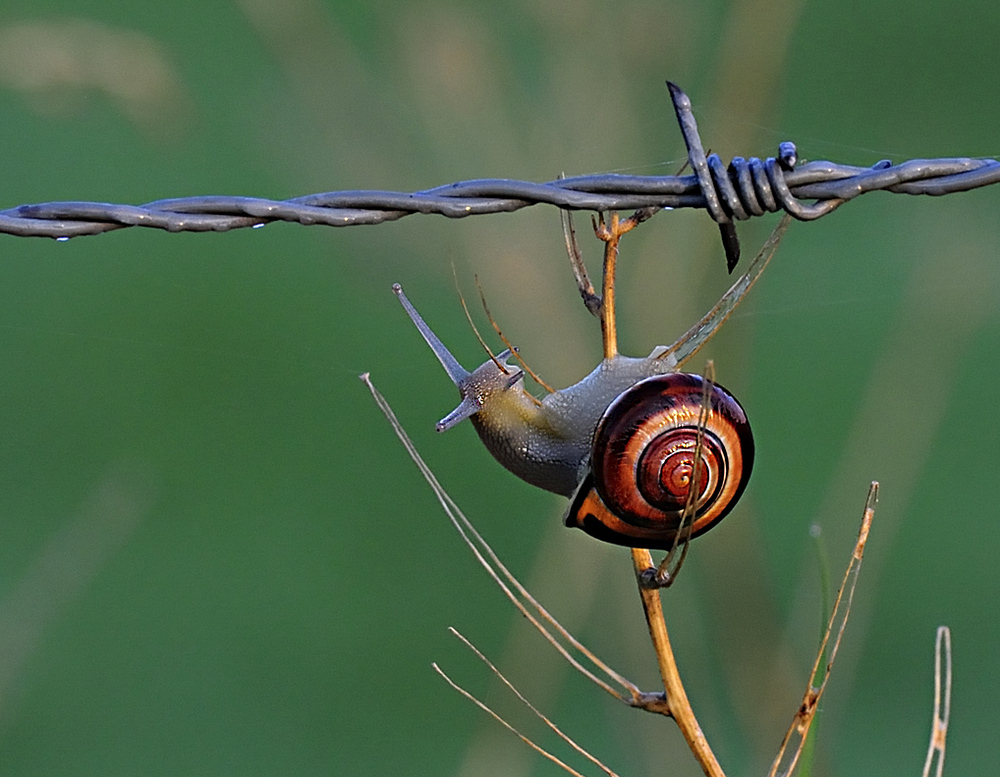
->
[0,1,998,775]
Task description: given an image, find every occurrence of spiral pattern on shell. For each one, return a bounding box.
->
[590,373,753,541]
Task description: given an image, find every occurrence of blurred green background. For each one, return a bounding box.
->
[0,1,998,775]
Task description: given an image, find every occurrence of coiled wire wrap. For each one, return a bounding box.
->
[2,82,998,267]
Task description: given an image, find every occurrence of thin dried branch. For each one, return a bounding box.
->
[768,481,878,777]
[658,214,790,369]
[432,662,591,777]
[594,212,621,359]
[922,626,952,777]
[447,627,621,777]
[474,276,555,394]
[452,266,510,378]
[451,270,546,408]
[594,209,655,359]
[561,207,602,317]
[360,373,643,705]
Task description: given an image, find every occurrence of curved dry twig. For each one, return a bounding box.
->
[359,373,641,705]
[432,663,593,777]
[443,627,621,777]
[769,482,878,777]
[922,626,952,777]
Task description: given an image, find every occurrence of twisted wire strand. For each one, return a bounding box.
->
[3,82,998,259]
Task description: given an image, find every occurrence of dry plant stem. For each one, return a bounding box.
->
[360,372,644,705]
[594,212,622,359]
[560,203,601,317]
[630,546,726,777]
[453,271,548,406]
[768,482,878,777]
[597,208,725,777]
[474,275,555,394]
[922,626,951,777]
[658,214,790,369]
[432,663,593,777]
[453,267,509,376]
[363,373,687,731]
[594,209,655,359]
[447,627,621,777]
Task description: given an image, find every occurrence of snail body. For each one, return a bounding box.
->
[393,284,754,550]
[452,348,684,497]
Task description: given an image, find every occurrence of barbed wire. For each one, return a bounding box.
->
[3,82,998,270]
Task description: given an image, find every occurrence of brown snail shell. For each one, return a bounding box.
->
[565,373,753,550]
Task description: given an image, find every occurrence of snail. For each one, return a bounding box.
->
[393,215,785,551]
[393,284,753,551]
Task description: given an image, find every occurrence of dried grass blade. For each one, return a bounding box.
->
[659,214,789,369]
[432,662,590,777]
[448,627,621,777]
[922,626,951,777]
[474,275,555,394]
[768,481,878,777]
[360,373,639,703]
[560,202,601,317]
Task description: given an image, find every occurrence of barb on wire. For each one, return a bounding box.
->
[2,82,998,270]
